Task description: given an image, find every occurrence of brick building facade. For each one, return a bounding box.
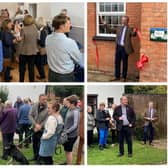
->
[87,3,167,82]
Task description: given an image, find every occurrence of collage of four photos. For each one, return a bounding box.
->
[0,1,167,166]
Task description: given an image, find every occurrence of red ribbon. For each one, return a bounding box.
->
[93,40,99,68]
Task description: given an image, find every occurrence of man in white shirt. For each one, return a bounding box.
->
[46,14,82,82]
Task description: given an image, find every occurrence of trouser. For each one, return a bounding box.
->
[48,68,74,82]
[118,126,133,155]
[19,55,35,82]
[18,124,31,147]
[3,58,11,82]
[99,127,108,146]
[35,53,45,78]
[111,129,118,144]
[32,131,43,160]
[2,133,14,159]
[144,122,154,144]
[39,156,53,165]
[87,130,93,146]
[115,45,128,79]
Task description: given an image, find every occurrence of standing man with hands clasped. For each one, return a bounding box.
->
[143,101,158,146]
[29,94,48,162]
[113,96,136,157]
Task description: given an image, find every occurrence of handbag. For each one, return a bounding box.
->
[57,130,68,145]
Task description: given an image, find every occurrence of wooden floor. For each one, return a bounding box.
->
[0,62,49,82]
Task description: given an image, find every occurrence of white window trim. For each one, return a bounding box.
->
[96,2,126,37]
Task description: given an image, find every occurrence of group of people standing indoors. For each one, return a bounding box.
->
[0,7,83,82]
[87,96,158,157]
[0,94,81,165]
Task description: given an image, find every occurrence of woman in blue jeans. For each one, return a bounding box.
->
[96,102,111,150]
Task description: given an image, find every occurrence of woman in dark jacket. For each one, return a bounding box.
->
[35,17,48,80]
[1,19,19,81]
[96,102,111,150]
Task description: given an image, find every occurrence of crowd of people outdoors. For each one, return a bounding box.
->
[0,7,84,82]
[0,93,82,165]
[87,96,158,157]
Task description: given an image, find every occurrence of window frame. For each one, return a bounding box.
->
[96,2,126,37]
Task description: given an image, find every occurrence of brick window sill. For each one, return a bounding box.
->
[92,36,116,41]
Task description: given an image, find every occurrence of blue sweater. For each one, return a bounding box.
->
[18,104,31,125]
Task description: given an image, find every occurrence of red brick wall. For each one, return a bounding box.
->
[139,3,167,82]
[87,3,141,79]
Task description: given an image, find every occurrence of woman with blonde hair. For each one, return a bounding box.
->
[35,17,48,81]
[19,15,38,82]
[39,101,63,164]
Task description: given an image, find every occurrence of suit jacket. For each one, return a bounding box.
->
[29,102,48,129]
[113,105,136,131]
[144,108,158,127]
[106,25,136,55]
[96,109,111,129]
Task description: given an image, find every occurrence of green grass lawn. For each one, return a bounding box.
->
[88,141,167,165]
[0,141,67,165]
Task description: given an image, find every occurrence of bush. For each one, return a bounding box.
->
[0,86,8,103]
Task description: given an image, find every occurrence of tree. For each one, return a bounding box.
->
[125,86,166,94]
[46,86,84,98]
[0,86,9,103]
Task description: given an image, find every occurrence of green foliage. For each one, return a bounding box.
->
[0,86,9,103]
[88,141,167,164]
[125,86,167,94]
[47,86,84,98]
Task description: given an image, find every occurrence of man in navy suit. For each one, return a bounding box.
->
[113,96,136,157]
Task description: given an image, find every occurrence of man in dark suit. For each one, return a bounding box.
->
[104,16,136,82]
[143,101,158,145]
[113,96,136,157]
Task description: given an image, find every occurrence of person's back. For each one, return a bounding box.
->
[46,32,81,74]
[21,24,38,55]
[0,107,17,133]
[18,103,31,125]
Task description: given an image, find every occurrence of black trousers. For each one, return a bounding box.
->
[2,133,14,159]
[48,68,74,82]
[39,156,53,165]
[118,126,133,155]
[115,45,128,79]
[111,129,118,144]
[18,124,31,147]
[144,122,154,144]
[35,53,45,78]
[19,55,35,82]
[87,130,93,146]
[32,131,43,160]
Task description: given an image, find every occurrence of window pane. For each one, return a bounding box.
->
[112,3,118,12]
[99,2,105,12]
[105,2,111,12]
[118,2,124,12]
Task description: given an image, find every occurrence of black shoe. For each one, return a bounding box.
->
[1,156,8,160]
[99,145,104,150]
[117,153,124,157]
[24,145,29,148]
[128,154,132,157]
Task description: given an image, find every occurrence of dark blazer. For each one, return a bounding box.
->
[1,30,15,59]
[38,26,48,47]
[106,25,136,55]
[96,109,111,129]
[113,105,136,131]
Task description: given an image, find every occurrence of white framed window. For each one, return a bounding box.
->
[96,2,126,37]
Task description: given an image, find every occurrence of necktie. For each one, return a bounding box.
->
[118,26,124,45]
